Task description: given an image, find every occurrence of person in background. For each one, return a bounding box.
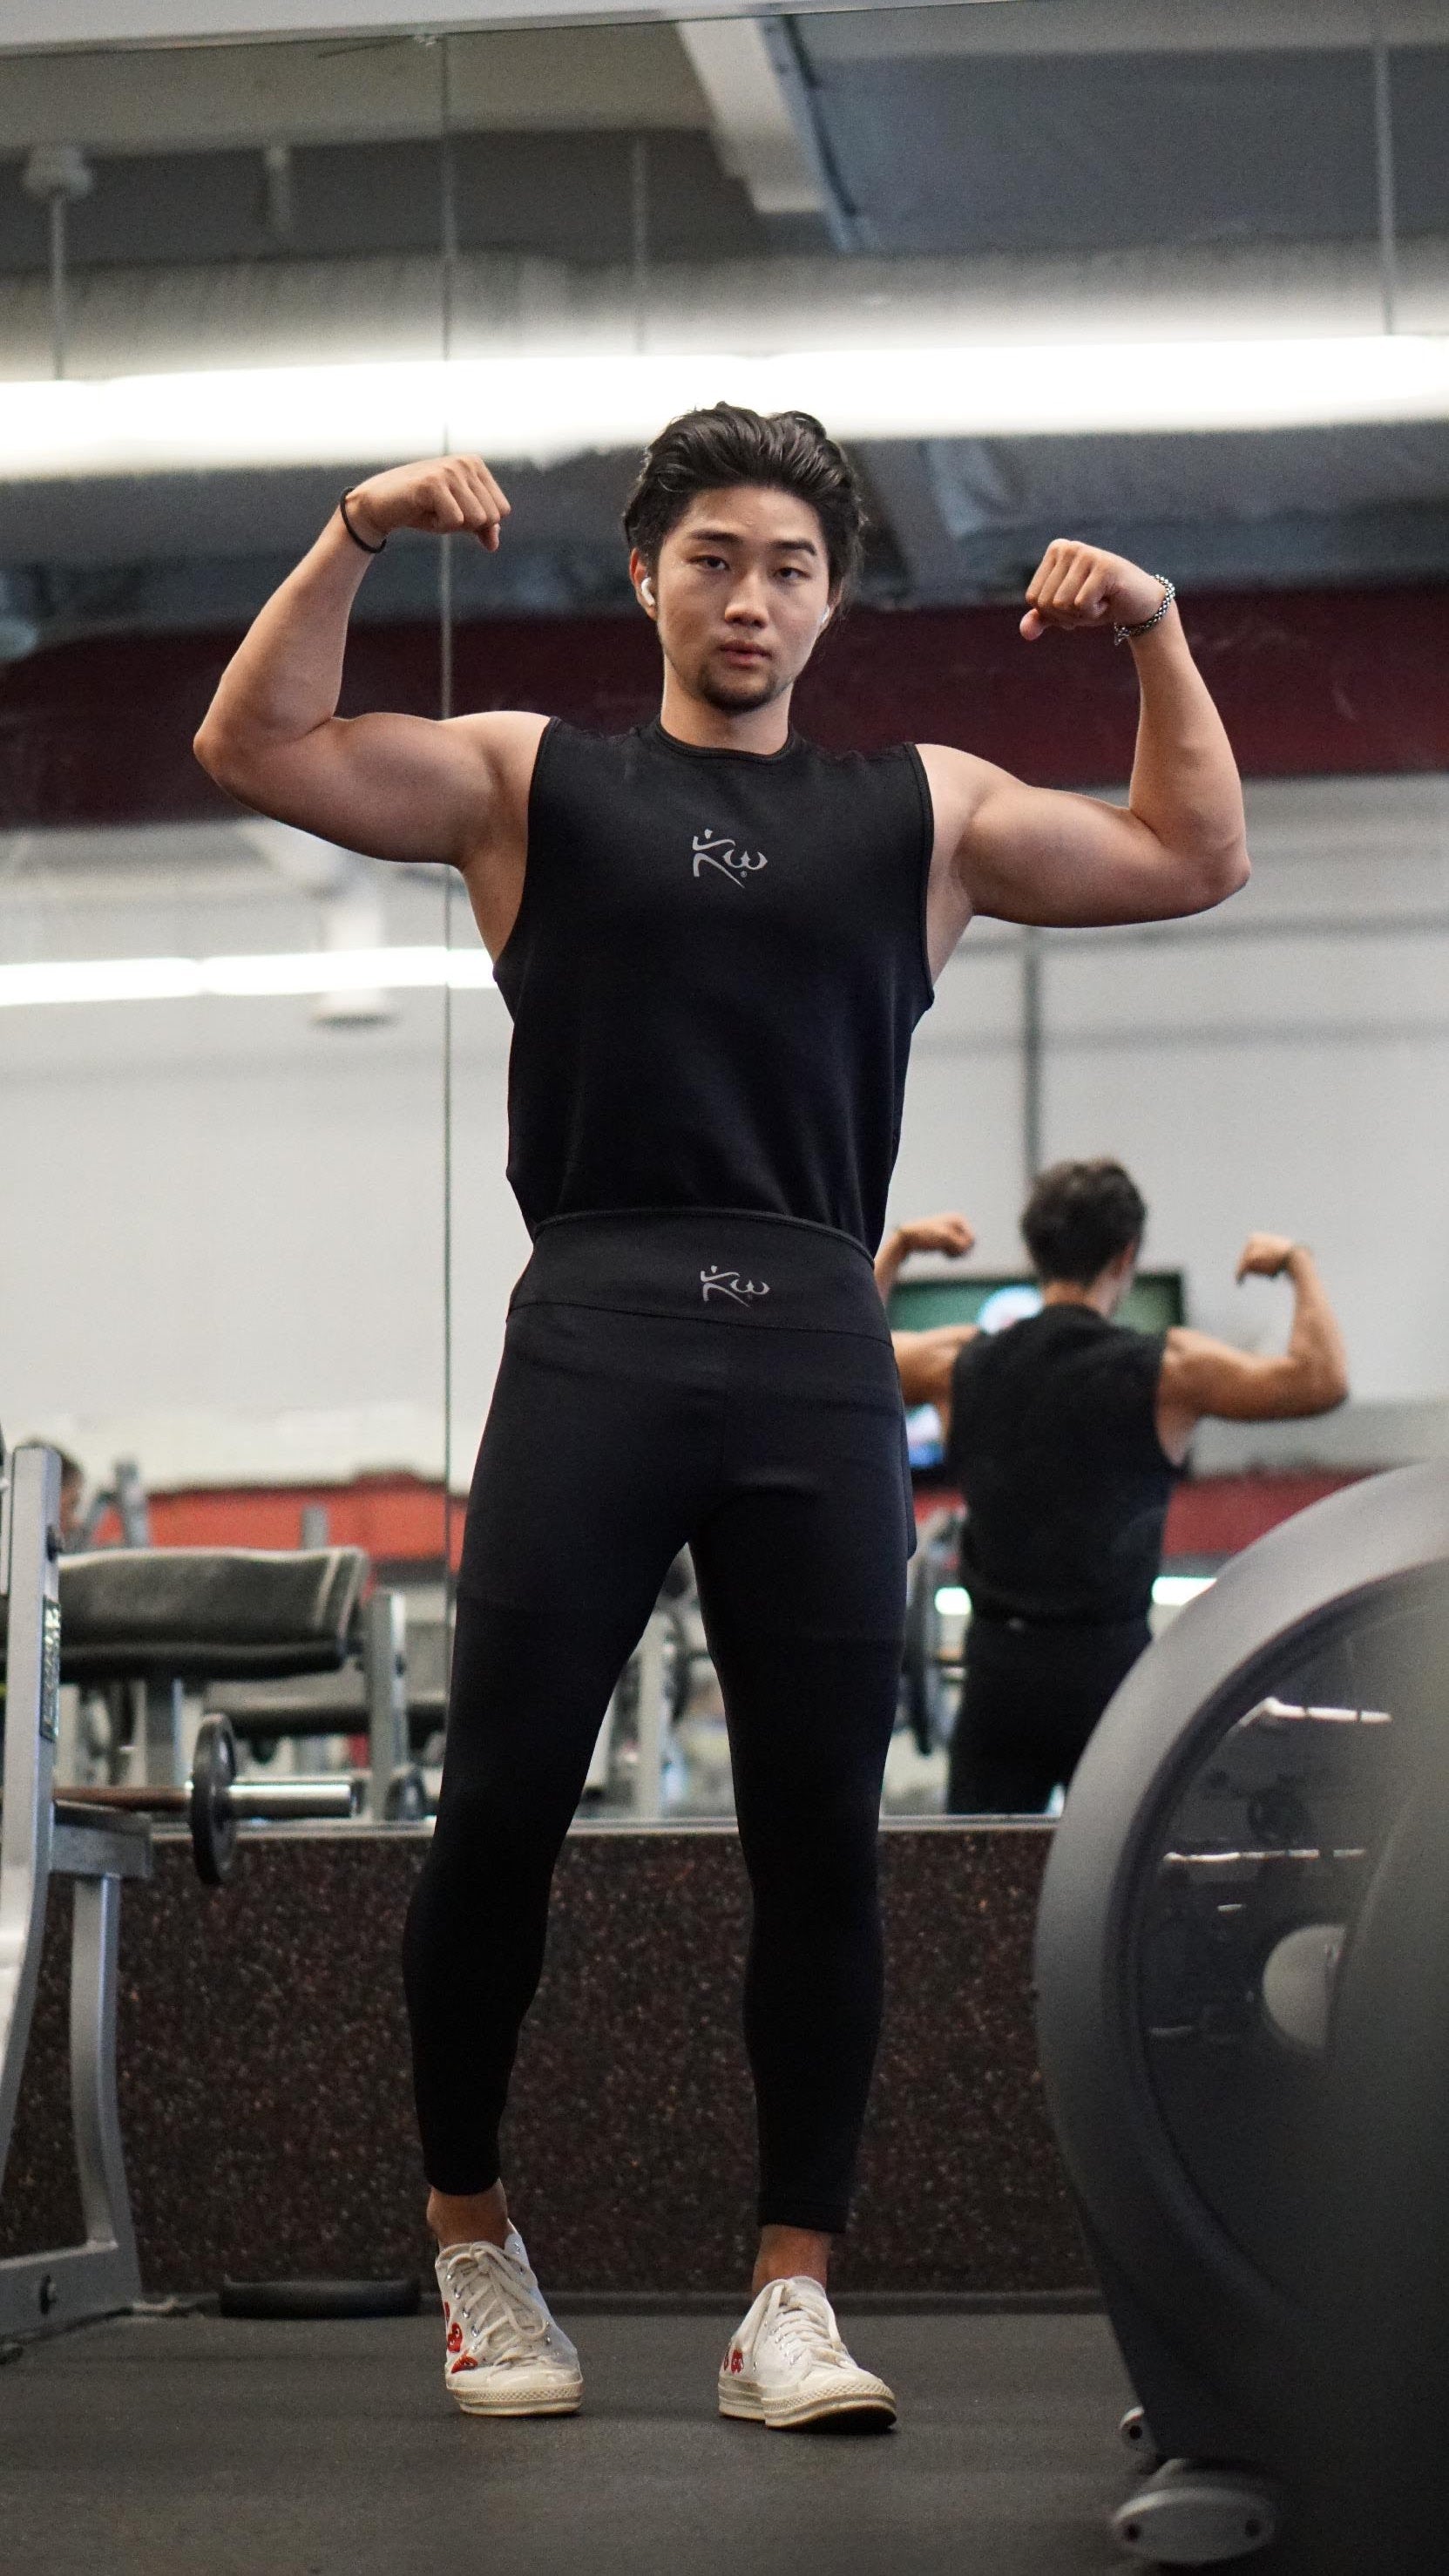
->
[881,1161,1350,1814]
[56,1452,86,1550]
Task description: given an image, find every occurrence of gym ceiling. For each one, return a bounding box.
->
[2,0,1448,651]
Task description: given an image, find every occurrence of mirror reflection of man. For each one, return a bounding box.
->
[882,1162,1350,1815]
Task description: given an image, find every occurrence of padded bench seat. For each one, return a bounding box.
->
[0,1547,367,1685]
[207,1617,449,1743]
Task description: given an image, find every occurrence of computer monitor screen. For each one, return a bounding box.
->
[890,1271,1186,1476]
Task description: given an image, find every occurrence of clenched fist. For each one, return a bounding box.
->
[1236,1234,1301,1282]
[343,455,511,552]
[892,1213,976,1260]
[1020,541,1171,644]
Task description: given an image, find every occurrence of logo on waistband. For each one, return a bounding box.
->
[692,826,768,887]
[701,1266,771,1307]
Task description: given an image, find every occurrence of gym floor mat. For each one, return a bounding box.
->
[3,2308,1131,2575]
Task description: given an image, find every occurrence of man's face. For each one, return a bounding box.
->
[632,485,835,714]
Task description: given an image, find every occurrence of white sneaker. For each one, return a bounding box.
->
[436,2228,583,2417]
[719,2276,897,2430]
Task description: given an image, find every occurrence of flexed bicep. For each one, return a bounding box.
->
[208,709,506,869]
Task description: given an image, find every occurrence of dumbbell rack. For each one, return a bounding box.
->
[0,1443,147,2341]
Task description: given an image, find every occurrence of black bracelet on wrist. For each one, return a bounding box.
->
[339,491,386,556]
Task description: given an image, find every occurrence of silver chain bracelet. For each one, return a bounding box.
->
[1114,577,1176,647]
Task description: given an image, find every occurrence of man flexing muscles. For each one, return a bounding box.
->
[195,409,1249,2430]
[884,1162,1349,1814]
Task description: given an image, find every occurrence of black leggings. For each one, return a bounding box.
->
[945,1613,1151,1815]
[403,1211,914,2235]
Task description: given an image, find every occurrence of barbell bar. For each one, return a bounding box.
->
[60,1712,358,1885]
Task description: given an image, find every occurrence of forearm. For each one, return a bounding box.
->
[1127,606,1249,886]
[893,1324,975,1411]
[874,1228,910,1301]
[1283,1249,1350,1407]
[196,508,371,766]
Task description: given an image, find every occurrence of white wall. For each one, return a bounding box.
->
[3,771,1447,1489]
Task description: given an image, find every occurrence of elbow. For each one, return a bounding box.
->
[1319,1363,1351,1413]
[1189,839,1251,912]
[1292,1363,1350,1418]
[1221,841,1252,900]
[193,717,233,786]
[193,718,259,803]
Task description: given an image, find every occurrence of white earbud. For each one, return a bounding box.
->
[818,610,831,631]
[640,576,655,607]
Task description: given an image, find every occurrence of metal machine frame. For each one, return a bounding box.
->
[0,1443,148,2341]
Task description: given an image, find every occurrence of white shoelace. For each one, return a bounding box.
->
[759,2279,851,2373]
[443,2245,552,2366]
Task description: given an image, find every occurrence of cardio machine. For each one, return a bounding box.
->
[1036,1462,1449,2570]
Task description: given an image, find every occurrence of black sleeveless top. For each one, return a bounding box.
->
[493,718,935,1249]
[945,1306,1177,1624]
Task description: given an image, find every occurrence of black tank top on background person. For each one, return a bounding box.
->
[492,719,935,1251]
[945,1306,1179,1626]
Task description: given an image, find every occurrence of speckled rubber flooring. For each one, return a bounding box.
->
[1,2308,1137,2576]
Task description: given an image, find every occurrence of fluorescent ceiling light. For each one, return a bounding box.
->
[0,946,495,1010]
[4,338,1449,479]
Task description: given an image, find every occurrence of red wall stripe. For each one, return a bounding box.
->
[3,586,1446,830]
[97,1467,1366,1570]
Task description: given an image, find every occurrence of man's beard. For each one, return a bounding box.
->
[694,656,788,715]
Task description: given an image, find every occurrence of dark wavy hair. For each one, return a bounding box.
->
[621,403,867,593]
[1021,1159,1148,1286]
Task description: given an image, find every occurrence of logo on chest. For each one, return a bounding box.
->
[692,826,768,888]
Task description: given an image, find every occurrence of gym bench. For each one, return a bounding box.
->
[0,1441,408,2342]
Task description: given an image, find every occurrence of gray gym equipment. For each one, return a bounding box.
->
[0,1441,389,2341]
[1037,1462,1449,2569]
[1,1442,147,2341]
[203,1593,443,1814]
[587,1606,696,1813]
[3,1535,421,1809]
[902,1508,964,1755]
[77,1456,152,1552]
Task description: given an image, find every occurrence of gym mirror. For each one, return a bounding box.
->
[3,2,1446,1835]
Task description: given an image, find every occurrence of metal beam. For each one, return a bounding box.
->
[676,17,863,249]
[857,440,974,605]
[2,0,981,61]
[757,17,868,253]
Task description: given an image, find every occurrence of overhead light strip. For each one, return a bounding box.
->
[0,946,497,1010]
[3,338,1449,478]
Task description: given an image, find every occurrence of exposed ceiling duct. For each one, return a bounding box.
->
[7,237,1449,384]
[3,9,1446,620]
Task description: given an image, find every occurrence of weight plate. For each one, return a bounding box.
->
[190,1712,239,1886]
